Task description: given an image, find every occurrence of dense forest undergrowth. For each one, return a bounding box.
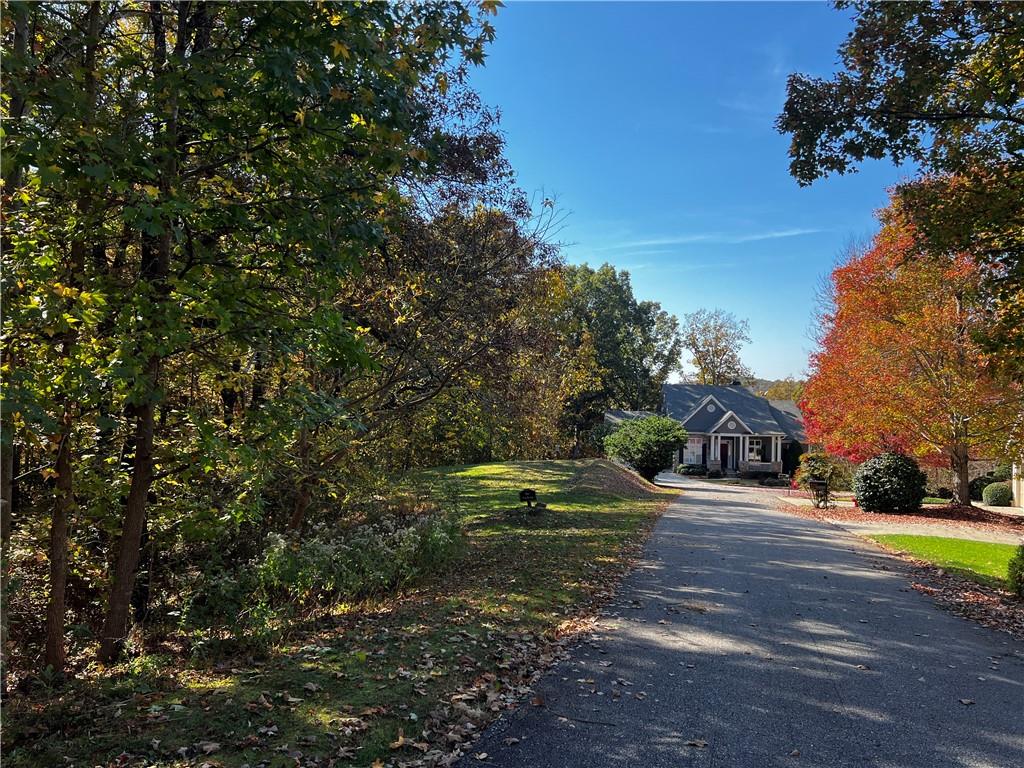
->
[6,459,675,768]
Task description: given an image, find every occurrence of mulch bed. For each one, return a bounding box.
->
[775,496,1024,536]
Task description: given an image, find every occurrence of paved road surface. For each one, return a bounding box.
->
[460,476,1024,768]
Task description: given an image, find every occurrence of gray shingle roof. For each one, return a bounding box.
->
[604,409,656,426]
[662,384,806,441]
[769,400,807,443]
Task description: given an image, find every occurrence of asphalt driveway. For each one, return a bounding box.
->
[459,476,1024,768]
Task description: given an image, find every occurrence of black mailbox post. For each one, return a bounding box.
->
[519,488,537,508]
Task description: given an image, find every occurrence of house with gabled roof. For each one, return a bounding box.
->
[606,383,808,475]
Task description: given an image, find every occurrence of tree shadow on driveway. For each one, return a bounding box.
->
[460,481,1024,768]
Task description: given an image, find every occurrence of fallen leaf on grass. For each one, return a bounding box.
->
[390,728,409,749]
[197,741,221,755]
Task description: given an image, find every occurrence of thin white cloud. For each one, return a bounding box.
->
[594,227,823,252]
[730,227,822,243]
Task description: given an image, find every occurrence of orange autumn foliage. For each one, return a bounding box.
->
[802,214,1021,500]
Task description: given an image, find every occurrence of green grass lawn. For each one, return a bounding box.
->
[869,534,1018,589]
[7,459,674,768]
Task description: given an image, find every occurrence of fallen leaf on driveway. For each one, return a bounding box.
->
[959,698,975,706]
[685,739,708,748]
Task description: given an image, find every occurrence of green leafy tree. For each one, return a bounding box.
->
[560,264,683,445]
[763,378,805,402]
[604,416,687,481]
[777,1,1024,379]
[2,1,496,669]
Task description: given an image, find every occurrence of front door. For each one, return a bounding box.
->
[720,440,729,470]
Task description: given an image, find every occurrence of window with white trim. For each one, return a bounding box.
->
[682,437,703,464]
[748,438,762,460]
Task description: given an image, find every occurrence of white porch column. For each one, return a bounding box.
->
[773,436,780,463]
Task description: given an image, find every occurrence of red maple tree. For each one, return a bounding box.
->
[802,210,1022,505]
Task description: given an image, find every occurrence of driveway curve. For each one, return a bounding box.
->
[460,476,1024,768]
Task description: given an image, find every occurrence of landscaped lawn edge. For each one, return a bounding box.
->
[866,536,1024,643]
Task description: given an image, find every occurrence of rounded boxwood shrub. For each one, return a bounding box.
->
[1008,545,1024,597]
[981,481,1013,507]
[853,452,927,514]
[603,416,688,481]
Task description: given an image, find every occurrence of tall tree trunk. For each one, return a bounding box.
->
[98,394,156,662]
[44,416,75,672]
[130,514,152,623]
[98,2,180,662]
[950,442,971,507]
[42,1,103,675]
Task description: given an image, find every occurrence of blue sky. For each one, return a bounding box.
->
[470,1,913,380]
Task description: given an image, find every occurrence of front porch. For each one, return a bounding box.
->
[679,433,784,474]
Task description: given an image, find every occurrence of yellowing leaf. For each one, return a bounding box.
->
[329,86,350,102]
[389,728,408,749]
[331,40,350,59]
[211,86,225,98]
[142,184,160,198]
[350,113,367,128]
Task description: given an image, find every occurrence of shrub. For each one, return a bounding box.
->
[981,482,1013,507]
[1008,545,1024,597]
[706,468,723,479]
[969,467,1012,500]
[991,462,1012,482]
[795,452,846,508]
[759,477,790,487]
[181,503,463,654]
[603,416,688,481]
[676,463,705,476]
[853,452,927,513]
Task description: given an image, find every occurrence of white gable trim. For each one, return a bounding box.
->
[709,410,753,435]
[679,394,728,427]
